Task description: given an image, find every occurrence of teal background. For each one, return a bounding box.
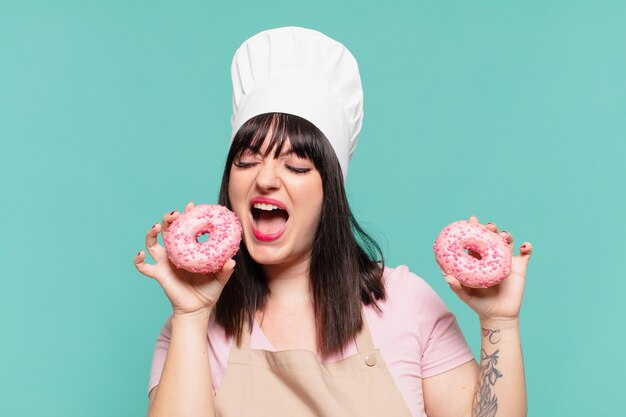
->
[1,1,625,416]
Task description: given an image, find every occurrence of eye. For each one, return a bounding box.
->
[282,153,314,174]
[286,165,312,174]
[233,160,258,169]
[233,150,260,168]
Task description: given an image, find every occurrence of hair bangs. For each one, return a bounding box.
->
[230,113,327,170]
[217,112,383,357]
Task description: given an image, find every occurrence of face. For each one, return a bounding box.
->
[228,135,324,270]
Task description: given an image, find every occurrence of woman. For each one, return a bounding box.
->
[135,27,533,417]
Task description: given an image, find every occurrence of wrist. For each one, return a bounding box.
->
[479,316,520,331]
[172,308,212,326]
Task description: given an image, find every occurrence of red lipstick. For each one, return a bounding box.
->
[249,196,288,242]
[250,197,287,210]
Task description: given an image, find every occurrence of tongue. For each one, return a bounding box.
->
[255,210,288,235]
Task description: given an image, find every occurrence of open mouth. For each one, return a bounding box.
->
[250,199,289,241]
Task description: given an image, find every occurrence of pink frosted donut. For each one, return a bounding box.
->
[433,220,512,288]
[164,204,242,274]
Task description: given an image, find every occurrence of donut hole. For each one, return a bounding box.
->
[197,232,210,243]
[464,247,482,260]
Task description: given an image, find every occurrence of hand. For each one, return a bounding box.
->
[443,215,533,322]
[133,201,236,316]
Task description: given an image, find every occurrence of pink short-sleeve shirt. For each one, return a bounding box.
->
[149,265,474,417]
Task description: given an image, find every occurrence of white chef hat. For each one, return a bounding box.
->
[230,26,364,180]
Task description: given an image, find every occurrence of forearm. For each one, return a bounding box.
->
[149,310,215,417]
[472,318,526,417]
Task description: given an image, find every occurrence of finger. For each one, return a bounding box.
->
[518,242,533,265]
[146,223,165,260]
[443,273,463,292]
[443,273,471,303]
[134,250,157,279]
[161,210,179,234]
[468,215,479,224]
[214,259,237,286]
[486,222,498,233]
[184,200,195,212]
[499,230,513,244]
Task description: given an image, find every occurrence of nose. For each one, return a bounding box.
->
[255,160,281,191]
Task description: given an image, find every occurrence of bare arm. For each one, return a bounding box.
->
[147,310,215,417]
[134,204,235,417]
[472,319,525,417]
[148,386,157,408]
[423,319,525,417]
[423,360,478,417]
[425,216,532,417]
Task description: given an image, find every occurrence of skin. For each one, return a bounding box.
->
[134,132,533,416]
[228,142,323,274]
[423,216,533,417]
[134,202,236,417]
[227,138,324,352]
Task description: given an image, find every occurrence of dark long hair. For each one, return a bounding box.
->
[215,112,385,358]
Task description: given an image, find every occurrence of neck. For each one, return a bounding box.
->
[261,255,312,306]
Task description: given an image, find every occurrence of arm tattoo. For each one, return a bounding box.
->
[482,328,501,344]
[473,329,503,417]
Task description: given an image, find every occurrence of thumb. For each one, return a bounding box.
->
[443,273,463,293]
[443,273,471,303]
[214,259,236,286]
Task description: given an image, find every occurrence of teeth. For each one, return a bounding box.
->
[252,203,282,211]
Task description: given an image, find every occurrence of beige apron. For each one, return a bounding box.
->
[214,313,413,417]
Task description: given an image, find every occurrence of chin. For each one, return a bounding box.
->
[243,237,285,265]
[246,241,311,269]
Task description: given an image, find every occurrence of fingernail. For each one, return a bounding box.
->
[137,251,142,256]
[502,230,508,234]
[152,223,158,228]
[170,211,176,215]
[487,222,494,225]
[521,244,527,249]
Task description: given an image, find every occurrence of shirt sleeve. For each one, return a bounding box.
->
[367,265,475,414]
[148,315,173,396]
[412,274,474,378]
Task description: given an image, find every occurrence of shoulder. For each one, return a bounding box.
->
[366,265,447,337]
[379,264,442,308]
[381,264,426,288]
[366,265,460,348]
[367,265,472,375]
